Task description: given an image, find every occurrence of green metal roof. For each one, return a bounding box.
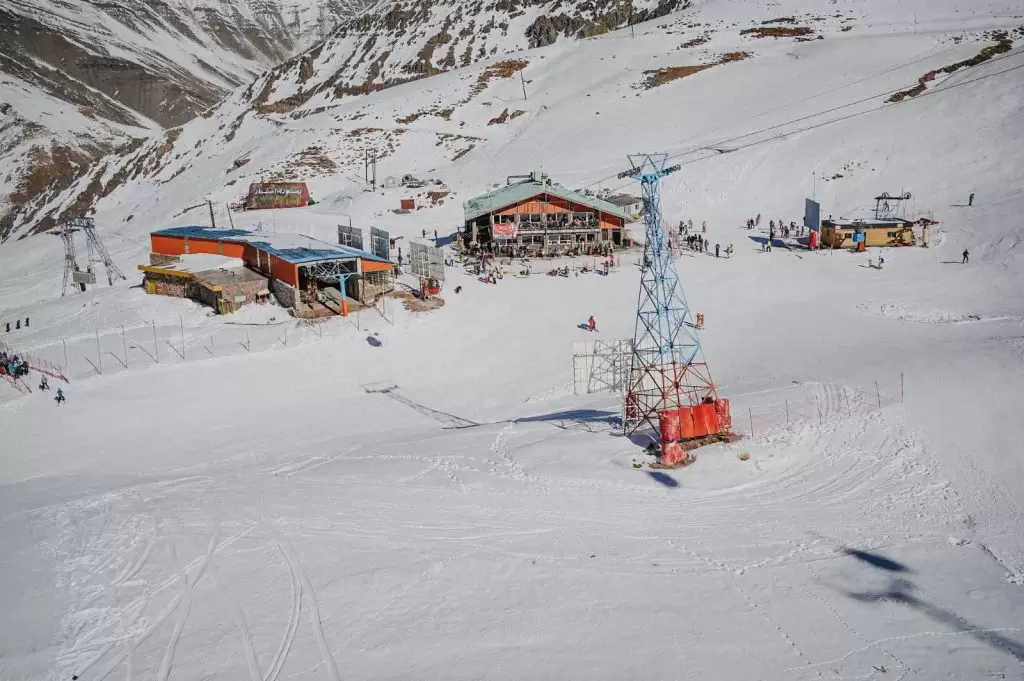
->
[463,180,636,223]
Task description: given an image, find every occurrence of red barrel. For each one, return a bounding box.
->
[808,230,818,249]
[659,409,681,442]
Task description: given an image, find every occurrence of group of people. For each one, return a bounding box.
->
[675,219,732,260]
[4,317,29,333]
[0,348,65,404]
[468,241,617,260]
[0,350,29,379]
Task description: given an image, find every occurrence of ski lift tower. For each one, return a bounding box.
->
[57,217,126,296]
[873,191,912,221]
[618,153,719,464]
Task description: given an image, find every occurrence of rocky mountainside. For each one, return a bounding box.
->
[251,0,686,111]
[0,0,375,240]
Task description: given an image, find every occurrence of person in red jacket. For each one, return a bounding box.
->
[588,315,597,332]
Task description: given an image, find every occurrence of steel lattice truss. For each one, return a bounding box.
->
[59,217,125,295]
[620,154,717,436]
[302,259,357,284]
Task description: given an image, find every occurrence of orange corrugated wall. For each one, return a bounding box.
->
[270,255,298,287]
[361,259,393,273]
[151,234,186,255]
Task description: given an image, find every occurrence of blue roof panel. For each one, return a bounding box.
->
[152,226,390,265]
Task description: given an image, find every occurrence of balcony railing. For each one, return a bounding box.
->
[512,219,602,233]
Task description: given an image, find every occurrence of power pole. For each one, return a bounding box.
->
[207,200,216,228]
[371,149,377,189]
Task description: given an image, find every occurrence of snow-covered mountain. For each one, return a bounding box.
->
[0,0,692,242]
[0,0,376,240]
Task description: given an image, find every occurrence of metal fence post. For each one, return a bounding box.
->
[875,380,881,408]
[748,408,754,437]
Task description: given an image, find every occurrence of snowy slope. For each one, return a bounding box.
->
[2,0,1024,679]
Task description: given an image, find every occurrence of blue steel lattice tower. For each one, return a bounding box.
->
[620,154,717,436]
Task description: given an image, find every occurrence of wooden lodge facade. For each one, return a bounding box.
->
[462,173,636,251]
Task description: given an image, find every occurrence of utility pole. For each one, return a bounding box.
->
[208,200,216,228]
[371,150,377,190]
[364,149,369,185]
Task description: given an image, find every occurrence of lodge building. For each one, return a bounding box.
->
[462,173,636,251]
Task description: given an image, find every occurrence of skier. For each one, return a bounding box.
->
[702,221,707,233]
[587,315,597,332]
[434,229,438,239]
[769,220,775,231]
[16,319,20,330]
[54,388,65,406]
[421,229,426,238]
[39,376,49,391]
[24,317,28,328]
[962,249,969,264]
[968,192,975,207]
[756,213,761,226]
[715,243,720,258]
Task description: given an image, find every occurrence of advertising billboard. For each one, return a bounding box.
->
[370,227,390,260]
[246,182,310,210]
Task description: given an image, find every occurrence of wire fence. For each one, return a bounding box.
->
[0,301,398,397]
[738,374,905,438]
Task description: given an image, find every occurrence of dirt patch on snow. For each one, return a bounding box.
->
[426,190,450,205]
[390,290,445,312]
[642,52,750,89]
[888,33,1014,102]
[469,59,529,98]
[741,26,813,38]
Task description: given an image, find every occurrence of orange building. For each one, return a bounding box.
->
[462,173,636,250]
[147,227,393,306]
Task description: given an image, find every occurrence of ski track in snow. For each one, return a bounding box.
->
[187,529,263,681]
[265,538,302,681]
[156,542,194,681]
[281,540,342,681]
